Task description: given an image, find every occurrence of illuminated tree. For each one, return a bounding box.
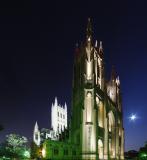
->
[6,134,28,150]
[0,133,30,159]
[139,142,147,160]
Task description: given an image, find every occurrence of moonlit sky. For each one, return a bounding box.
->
[0,1,147,151]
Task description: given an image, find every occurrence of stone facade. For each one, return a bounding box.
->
[33,97,67,145]
[71,19,124,160]
[38,19,124,160]
[51,97,67,134]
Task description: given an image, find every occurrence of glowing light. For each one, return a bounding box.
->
[140,153,147,158]
[98,139,103,159]
[129,114,137,121]
[96,96,99,105]
[86,60,93,79]
[87,92,92,98]
[42,148,46,158]
[24,150,30,158]
[51,97,67,135]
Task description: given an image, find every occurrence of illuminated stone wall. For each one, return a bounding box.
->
[41,19,124,160]
[33,97,67,145]
[51,97,67,134]
[33,121,41,146]
[71,19,124,160]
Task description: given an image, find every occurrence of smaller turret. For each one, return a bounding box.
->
[33,121,41,146]
[54,97,58,106]
[97,41,104,90]
[95,40,98,48]
[116,76,120,86]
[116,76,122,111]
[106,66,117,102]
[64,102,67,111]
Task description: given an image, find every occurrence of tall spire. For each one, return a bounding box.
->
[86,18,92,42]
[34,121,39,131]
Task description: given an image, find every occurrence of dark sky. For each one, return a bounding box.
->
[0,0,147,151]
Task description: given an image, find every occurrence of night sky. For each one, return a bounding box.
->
[0,0,147,151]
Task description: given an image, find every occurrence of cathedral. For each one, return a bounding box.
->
[33,97,68,145]
[33,19,124,160]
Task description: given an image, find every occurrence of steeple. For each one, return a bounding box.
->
[86,18,92,43]
[33,121,40,146]
[34,121,39,132]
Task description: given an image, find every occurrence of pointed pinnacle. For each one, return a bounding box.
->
[100,41,103,49]
[95,40,98,48]
[86,18,92,38]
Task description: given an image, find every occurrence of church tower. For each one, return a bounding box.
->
[51,97,67,135]
[71,19,124,160]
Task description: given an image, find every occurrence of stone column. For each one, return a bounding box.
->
[115,126,119,159]
[104,117,108,160]
[120,129,124,159]
[111,126,116,159]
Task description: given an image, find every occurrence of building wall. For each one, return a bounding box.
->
[51,97,67,134]
[33,98,68,146]
[71,19,124,160]
[42,139,80,160]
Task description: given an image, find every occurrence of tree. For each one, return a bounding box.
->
[30,141,40,159]
[0,133,30,159]
[6,134,28,151]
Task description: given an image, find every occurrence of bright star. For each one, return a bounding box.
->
[129,114,137,121]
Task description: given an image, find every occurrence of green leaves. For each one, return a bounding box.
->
[0,133,30,159]
[6,134,28,150]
